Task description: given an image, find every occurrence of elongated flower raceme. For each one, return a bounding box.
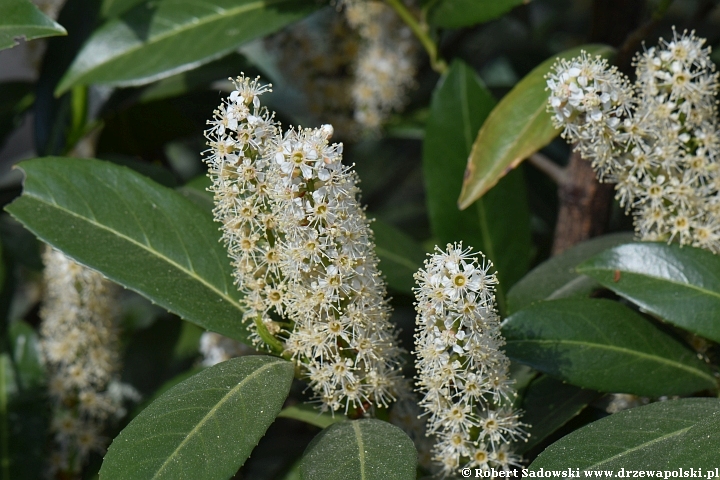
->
[204,75,406,414]
[547,30,720,252]
[342,0,419,131]
[414,243,527,475]
[40,247,131,477]
[266,9,359,138]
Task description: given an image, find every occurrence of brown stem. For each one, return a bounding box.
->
[551,150,614,255]
[528,152,568,186]
[551,0,645,254]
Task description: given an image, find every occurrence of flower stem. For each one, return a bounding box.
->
[253,315,285,355]
[384,0,448,74]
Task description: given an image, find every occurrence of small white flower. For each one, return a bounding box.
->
[413,243,527,475]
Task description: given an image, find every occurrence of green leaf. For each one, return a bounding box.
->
[578,242,720,344]
[56,0,318,95]
[507,232,636,314]
[458,44,614,209]
[278,404,343,430]
[299,419,417,480]
[6,157,249,343]
[427,0,525,29]
[530,398,720,469]
[100,355,294,480]
[519,375,598,453]
[423,60,532,304]
[502,298,717,396]
[0,0,66,51]
[138,53,251,104]
[371,218,426,294]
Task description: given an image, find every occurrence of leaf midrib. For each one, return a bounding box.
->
[152,360,281,478]
[583,424,694,470]
[506,338,715,384]
[352,421,367,480]
[580,265,720,302]
[85,0,289,70]
[23,190,243,313]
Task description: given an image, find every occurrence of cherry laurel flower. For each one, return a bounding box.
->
[547,29,720,253]
[204,75,406,414]
[40,247,136,477]
[414,243,528,476]
[342,0,419,131]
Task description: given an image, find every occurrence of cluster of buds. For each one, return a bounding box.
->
[547,30,720,252]
[40,248,131,476]
[204,75,406,414]
[414,243,527,475]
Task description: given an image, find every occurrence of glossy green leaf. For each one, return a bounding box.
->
[502,298,716,396]
[371,218,426,294]
[578,242,720,343]
[6,157,249,343]
[0,0,66,51]
[427,0,525,29]
[519,375,598,453]
[458,44,614,209]
[530,398,720,469]
[278,404,343,429]
[423,60,532,304]
[507,232,636,314]
[100,355,294,480]
[299,419,416,480]
[56,0,318,94]
[138,53,250,104]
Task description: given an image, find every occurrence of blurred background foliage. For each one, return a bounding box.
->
[3,0,720,478]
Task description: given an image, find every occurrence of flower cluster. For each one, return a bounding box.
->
[40,247,129,476]
[414,243,527,475]
[342,0,419,131]
[267,2,419,134]
[547,30,720,252]
[204,75,406,414]
[265,9,359,138]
